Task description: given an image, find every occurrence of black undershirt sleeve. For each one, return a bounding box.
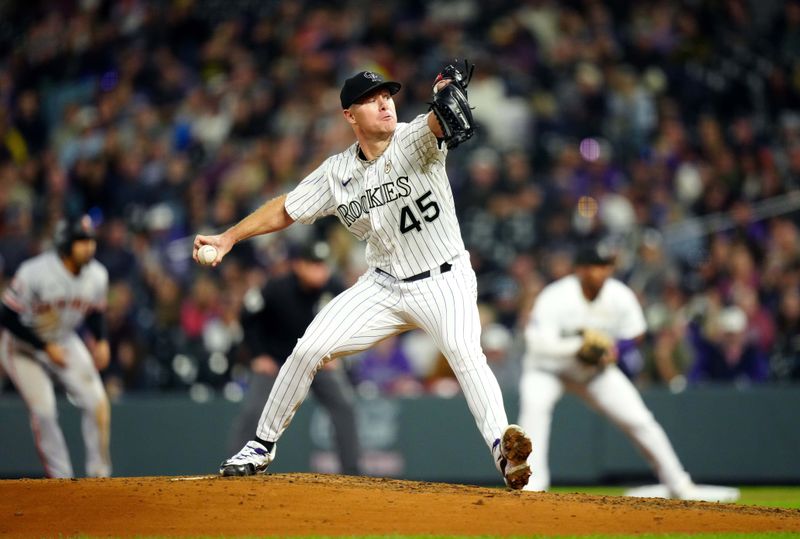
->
[85,310,108,341]
[0,303,46,350]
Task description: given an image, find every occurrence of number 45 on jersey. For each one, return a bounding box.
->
[400,190,440,234]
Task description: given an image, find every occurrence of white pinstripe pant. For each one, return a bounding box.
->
[518,365,690,492]
[256,253,509,450]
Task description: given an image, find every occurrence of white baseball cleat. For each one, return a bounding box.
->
[87,463,112,478]
[625,483,741,503]
[674,484,741,502]
[493,424,533,490]
[219,440,276,476]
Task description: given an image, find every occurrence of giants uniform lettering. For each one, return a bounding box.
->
[33,299,94,314]
[336,177,412,226]
[3,252,108,342]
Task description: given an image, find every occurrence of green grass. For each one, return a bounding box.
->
[73,532,800,538]
[349,535,800,538]
[271,535,800,539]
[87,534,799,539]
[549,486,800,510]
[348,536,800,538]
[733,487,800,510]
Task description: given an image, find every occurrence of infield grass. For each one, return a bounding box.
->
[75,531,800,538]
[348,532,798,539]
[162,533,799,538]
[251,533,798,538]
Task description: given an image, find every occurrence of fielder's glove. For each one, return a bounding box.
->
[576,329,615,366]
[429,60,476,149]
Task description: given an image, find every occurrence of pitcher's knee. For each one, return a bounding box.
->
[286,344,327,374]
[443,340,480,362]
[445,351,485,374]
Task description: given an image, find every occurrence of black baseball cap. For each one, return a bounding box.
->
[340,71,401,109]
[290,241,330,263]
[574,242,616,266]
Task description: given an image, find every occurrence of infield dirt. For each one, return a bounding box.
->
[1,474,799,537]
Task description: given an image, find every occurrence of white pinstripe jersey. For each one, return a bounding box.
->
[285,114,464,280]
[525,275,646,373]
[2,251,108,344]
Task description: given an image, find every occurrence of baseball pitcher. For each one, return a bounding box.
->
[194,64,532,489]
[0,215,111,478]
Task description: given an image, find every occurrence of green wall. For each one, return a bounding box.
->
[1,386,798,484]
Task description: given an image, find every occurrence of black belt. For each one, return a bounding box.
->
[376,262,452,282]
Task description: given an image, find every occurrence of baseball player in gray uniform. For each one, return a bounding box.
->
[0,215,111,478]
[517,242,738,501]
[194,67,532,489]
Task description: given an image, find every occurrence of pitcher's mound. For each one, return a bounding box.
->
[1,474,798,537]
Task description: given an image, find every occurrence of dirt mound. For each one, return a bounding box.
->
[1,474,798,537]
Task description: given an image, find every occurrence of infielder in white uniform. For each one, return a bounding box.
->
[194,68,532,489]
[0,215,111,478]
[518,242,738,501]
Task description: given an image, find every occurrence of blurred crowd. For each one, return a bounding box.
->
[1,0,799,401]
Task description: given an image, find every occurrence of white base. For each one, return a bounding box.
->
[625,483,740,503]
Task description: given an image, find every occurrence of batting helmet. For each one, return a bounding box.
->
[54,214,97,256]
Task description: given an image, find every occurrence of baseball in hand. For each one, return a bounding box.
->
[197,244,218,266]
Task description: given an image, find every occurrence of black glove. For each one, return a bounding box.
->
[429,60,476,149]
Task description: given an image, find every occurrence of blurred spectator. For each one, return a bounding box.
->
[770,288,800,382]
[688,305,769,385]
[0,204,38,279]
[482,322,519,391]
[627,229,679,305]
[641,281,694,390]
[0,0,799,396]
[351,335,422,397]
[180,273,222,341]
[103,281,150,398]
[94,217,138,281]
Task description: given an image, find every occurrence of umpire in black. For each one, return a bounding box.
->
[228,240,361,474]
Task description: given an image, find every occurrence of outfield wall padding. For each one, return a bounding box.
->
[1,386,797,483]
